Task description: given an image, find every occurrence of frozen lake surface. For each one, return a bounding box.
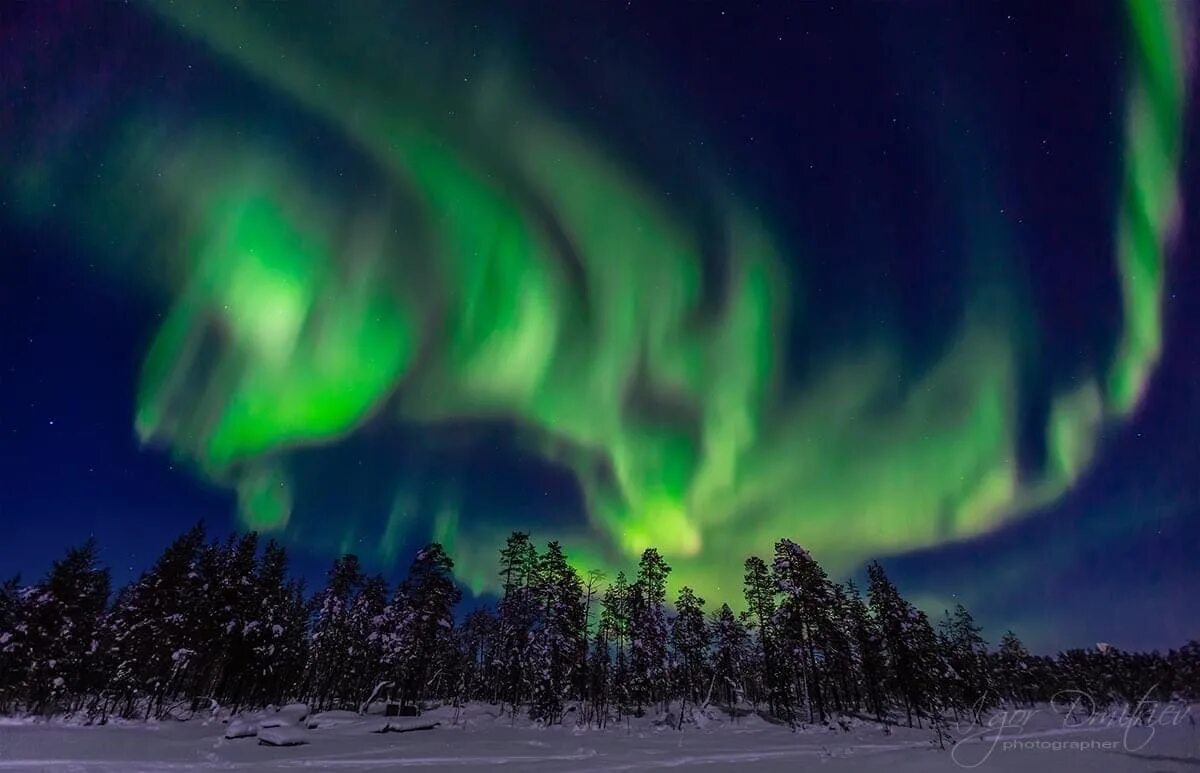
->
[0,702,1197,772]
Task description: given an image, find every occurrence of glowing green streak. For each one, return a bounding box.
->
[1045,0,1189,488]
[135,150,416,470]
[237,465,293,531]
[1107,0,1187,412]
[10,1,1182,602]
[1048,384,1103,481]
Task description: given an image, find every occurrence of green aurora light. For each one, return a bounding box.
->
[5,0,1192,601]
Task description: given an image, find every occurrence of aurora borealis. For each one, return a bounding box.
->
[2,1,1198,647]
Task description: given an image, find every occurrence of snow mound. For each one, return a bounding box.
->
[308,709,361,730]
[258,703,309,729]
[278,703,309,723]
[224,718,258,739]
[375,718,441,733]
[257,726,308,746]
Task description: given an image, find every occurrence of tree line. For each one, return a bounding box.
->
[0,525,1196,730]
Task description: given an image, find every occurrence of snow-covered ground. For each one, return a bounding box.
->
[0,702,1197,772]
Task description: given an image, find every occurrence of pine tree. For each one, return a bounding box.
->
[670,586,709,725]
[346,574,389,709]
[1173,640,1200,701]
[867,560,921,726]
[582,569,606,642]
[241,540,306,710]
[938,604,991,722]
[20,539,110,715]
[5,522,1199,731]
[820,582,860,716]
[102,523,206,718]
[164,532,239,709]
[589,571,630,725]
[709,603,750,718]
[528,542,585,724]
[908,607,949,727]
[772,539,832,723]
[627,549,671,715]
[385,544,461,709]
[498,531,537,598]
[494,532,538,711]
[579,568,606,723]
[203,532,261,710]
[743,555,782,716]
[844,579,886,720]
[459,607,497,703]
[994,630,1031,707]
[305,554,364,710]
[0,575,26,713]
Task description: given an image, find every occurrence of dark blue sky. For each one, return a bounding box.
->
[2,0,1197,652]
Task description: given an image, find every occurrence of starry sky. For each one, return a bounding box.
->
[1,1,1197,653]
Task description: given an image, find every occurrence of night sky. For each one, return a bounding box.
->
[2,1,1197,653]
